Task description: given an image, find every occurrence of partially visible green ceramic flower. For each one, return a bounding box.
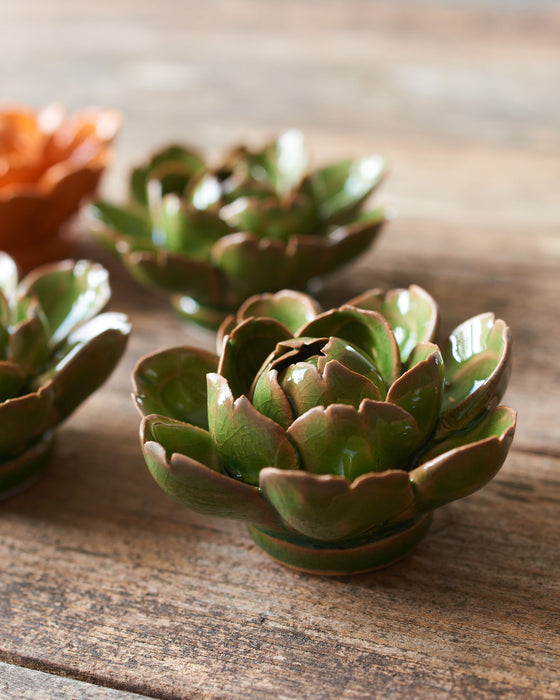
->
[90,130,387,328]
[0,252,131,496]
[133,286,516,575]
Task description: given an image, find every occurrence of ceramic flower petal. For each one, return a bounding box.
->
[0,253,18,300]
[386,342,445,442]
[234,290,323,335]
[319,337,386,396]
[89,201,151,245]
[260,467,415,542]
[297,306,401,386]
[0,105,120,270]
[321,359,385,407]
[217,317,292,398]
[0,431,55,497]
[219,193,317,241]
[411,406,516,512]
[144,414,222,472]
[152,195,232,257]
[275,361,325,417]
[8,300,49,376]
[207,373,299,485]
[301,154,386,224]
[349,284,439,363]
[133,346,218,429]
[0,390,53,455]
[130,145,205,206]
[35,312,130,425]
[141,416,281,530]
[264,354,383,419]
[438,313,511,436]
[210,233,292,302]
[0,361,26,401]
[287,401,421,481]
[250,369,294,429]
[123,248,225,308]
[19,259,111,345]
[320,209,386,272]
[258,128,309,196]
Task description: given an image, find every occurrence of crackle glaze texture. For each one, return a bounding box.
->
[133,287,516,574]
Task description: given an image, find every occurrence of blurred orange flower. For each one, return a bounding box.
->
[0,105,120,270]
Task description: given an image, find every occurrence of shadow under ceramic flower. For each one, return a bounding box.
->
[0,252,130,496]
[90,130,387,328]
[133,286,516,575]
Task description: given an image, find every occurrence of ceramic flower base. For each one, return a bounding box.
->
[0,431,55,499]
[247,514,432,575]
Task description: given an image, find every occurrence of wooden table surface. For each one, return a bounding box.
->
[1,1,559,697]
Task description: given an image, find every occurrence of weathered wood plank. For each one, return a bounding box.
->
[1,0,559,696]
[1,436,559,698]
[0,662,155,700]
[2,0,559,161]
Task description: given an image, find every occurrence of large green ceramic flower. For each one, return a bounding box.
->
[133,286,516,575]
[0,252,130,496]
[90,130,387,328]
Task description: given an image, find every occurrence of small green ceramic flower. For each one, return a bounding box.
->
[90,130,387,328]
[133,286,516,575]
[0,252,130,496]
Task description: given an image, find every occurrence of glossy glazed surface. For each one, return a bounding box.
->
[91,132,387,327]
[0,105,120,270]
[133,286,516,574]
[0,252,131,494]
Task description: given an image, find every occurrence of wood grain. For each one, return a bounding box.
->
[0,662,154,700]
[1,0,559,697]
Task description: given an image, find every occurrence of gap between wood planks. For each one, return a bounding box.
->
[0,654,175,700]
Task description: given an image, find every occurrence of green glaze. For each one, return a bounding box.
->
[133,346,218,429]
[130,144,205,206]
[287,402,421,479]
[349,285,439,363]
[19,259,111,345]
[386,342,444,442]
[246,515,432,575]
[0,431,56,499]
[235,289,322,335]
[218,317,292,399]
[298,307,401,386]
[133,285,516,575]
[207,373,299,485]
[259,467,415,542]
[90,131,387,328]
[437,313,511,437]
[0,253,130,496]
[171,295,230,331]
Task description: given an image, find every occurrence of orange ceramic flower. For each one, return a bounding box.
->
[0,105,120,270]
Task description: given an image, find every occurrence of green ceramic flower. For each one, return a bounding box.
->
[133,286,516,575]
[0,252,131,496]
[90,130,387,328]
